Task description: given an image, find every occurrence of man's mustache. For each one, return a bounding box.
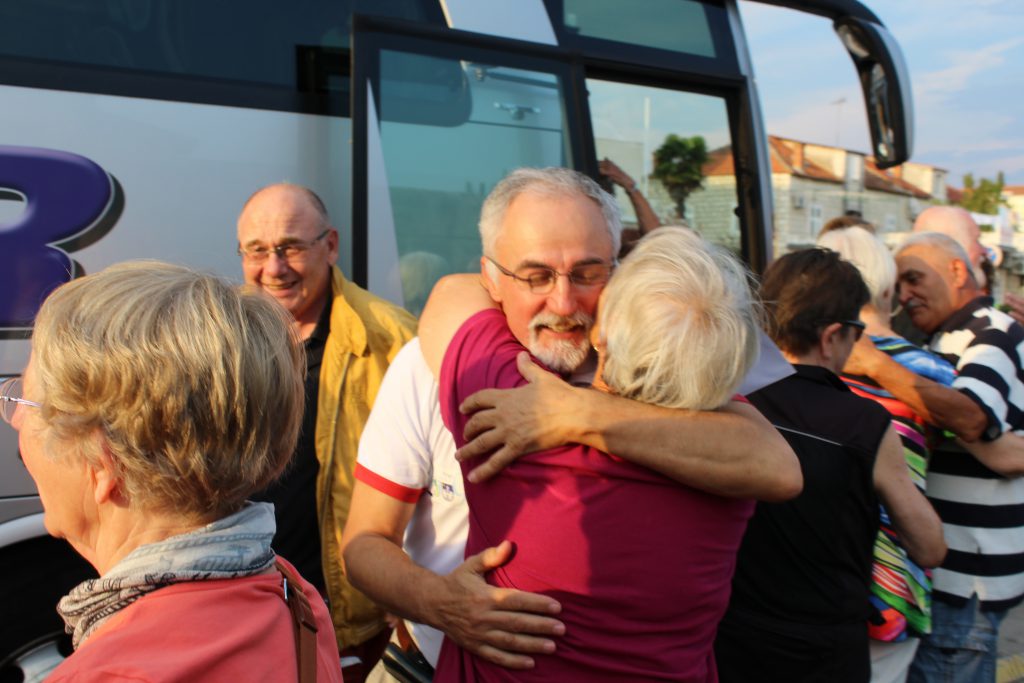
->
[529,311,594,334]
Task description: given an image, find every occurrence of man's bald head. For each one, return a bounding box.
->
[913,206,985,271]
[236,183,339,338]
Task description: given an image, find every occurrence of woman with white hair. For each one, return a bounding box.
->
[3,261,342,682]
[817,226,956,384]
[817,227,954,683]
[419,227,761,681]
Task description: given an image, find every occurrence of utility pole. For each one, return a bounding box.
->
[831,97,846,147]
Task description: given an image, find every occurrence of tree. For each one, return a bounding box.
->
[650,134,708,220]
[959,171,1006,217]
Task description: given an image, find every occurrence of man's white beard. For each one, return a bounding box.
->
[528,310,594,373]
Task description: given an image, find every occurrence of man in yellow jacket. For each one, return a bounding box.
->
[237,183,416,682]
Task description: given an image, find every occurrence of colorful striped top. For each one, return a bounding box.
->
[842,334,955,639]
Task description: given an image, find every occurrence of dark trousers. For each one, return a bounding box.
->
[715,610,869,683]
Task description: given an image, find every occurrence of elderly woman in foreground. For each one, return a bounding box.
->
[3,262,342,682]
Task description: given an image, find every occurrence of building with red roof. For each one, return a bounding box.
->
[692,135,948,255]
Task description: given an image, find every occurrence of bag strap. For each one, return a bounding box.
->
[276,559,320,683]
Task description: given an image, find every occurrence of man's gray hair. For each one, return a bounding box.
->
[898,231,973,267]
[478,167,622,258]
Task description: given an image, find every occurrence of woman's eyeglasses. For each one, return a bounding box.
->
[0,377,40,425]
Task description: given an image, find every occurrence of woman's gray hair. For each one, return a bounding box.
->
[478,167,622,261]
[598,227,760,411]
[31,260,305,520]
[817,226,897,313]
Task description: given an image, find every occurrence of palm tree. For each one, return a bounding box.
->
[651,134,708,220]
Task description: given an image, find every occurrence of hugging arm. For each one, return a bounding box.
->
[844,335,988,441]
[458,353,802,501]
[419,274,497,377]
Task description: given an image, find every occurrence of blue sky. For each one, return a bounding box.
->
[739,0,1024,187]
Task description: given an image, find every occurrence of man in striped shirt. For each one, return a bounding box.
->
[895,231,1024,683]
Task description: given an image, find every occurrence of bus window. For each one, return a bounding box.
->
[366,48,574,313]
[588,79,741,254]
[0,0,444,113]
[562,0,719,57]
[546,0,737,75]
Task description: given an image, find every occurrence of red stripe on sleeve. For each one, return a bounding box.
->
[354,463,424,504]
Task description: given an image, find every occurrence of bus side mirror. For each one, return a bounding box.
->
[834,17,913,169]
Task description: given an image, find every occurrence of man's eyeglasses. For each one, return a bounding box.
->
[238,229,329,264]
[0,377,39,425]
[839,319,866,341]
[486,256,614,294]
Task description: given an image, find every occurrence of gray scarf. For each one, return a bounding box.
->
[57,501,277,649]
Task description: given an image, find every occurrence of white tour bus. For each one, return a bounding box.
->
[0,0,911,677]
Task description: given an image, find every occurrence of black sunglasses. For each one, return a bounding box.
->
[839,319,866,340]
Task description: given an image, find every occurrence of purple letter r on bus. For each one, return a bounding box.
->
[0,146,116,330]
